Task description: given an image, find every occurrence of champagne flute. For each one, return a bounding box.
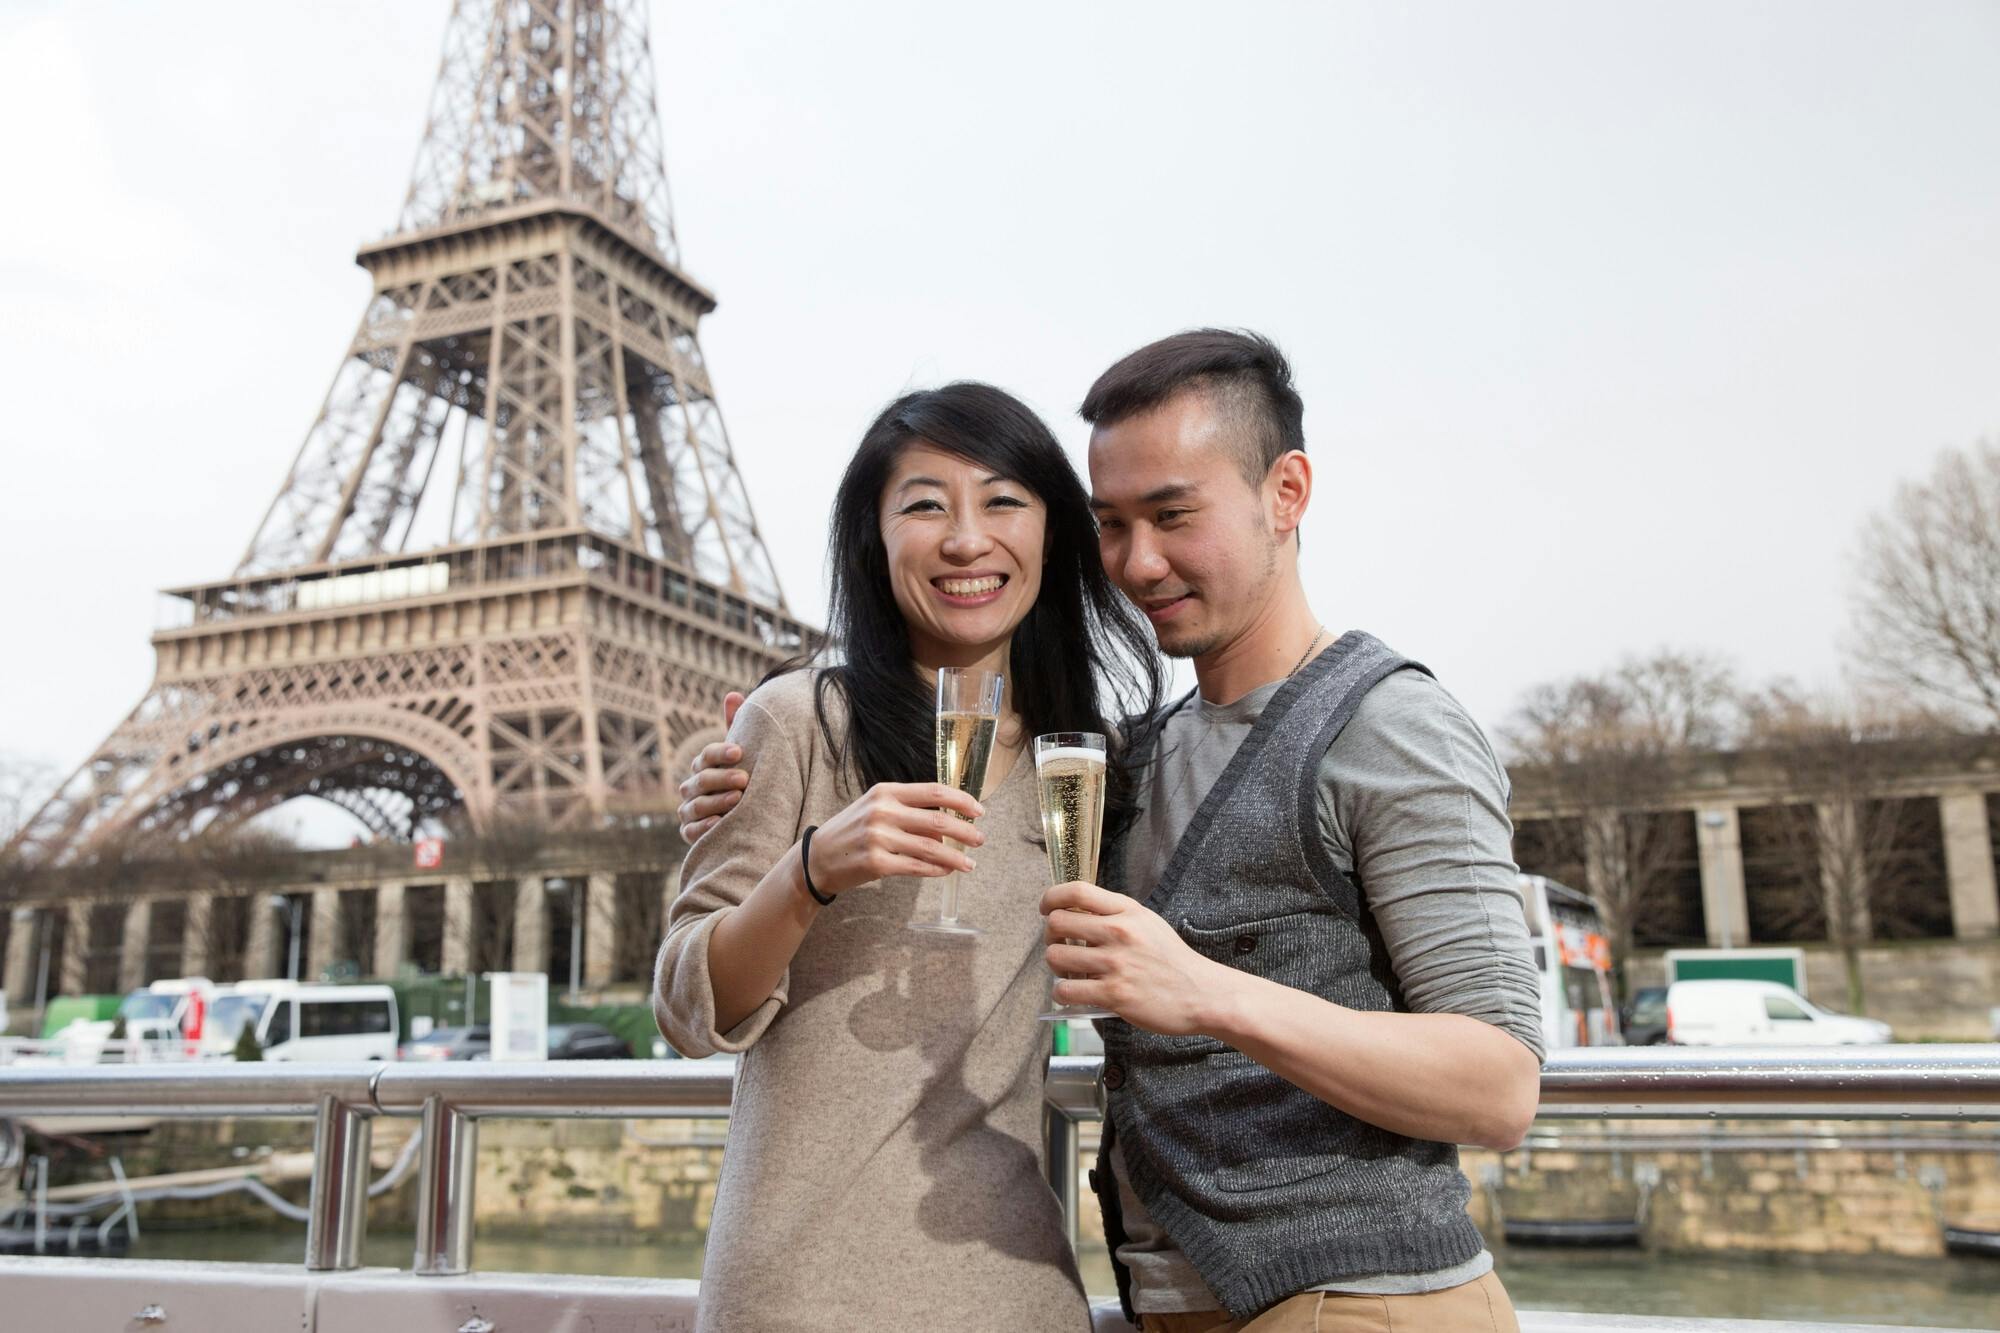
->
[1034,732,1116,1021]
[910,666,1004,937]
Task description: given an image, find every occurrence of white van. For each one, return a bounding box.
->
[208,982,399,1061]
[1664,979,1892,1046]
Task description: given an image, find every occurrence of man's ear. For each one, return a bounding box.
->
[1267,451,1312,539]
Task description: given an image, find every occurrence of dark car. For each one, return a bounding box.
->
[1621,987,1668,1046]
[548,1022,632,1060]
[400,1025,490,1061]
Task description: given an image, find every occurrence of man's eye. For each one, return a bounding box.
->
[1157,509,1190,524]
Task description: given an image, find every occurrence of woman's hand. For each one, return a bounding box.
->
[808,783,987,896]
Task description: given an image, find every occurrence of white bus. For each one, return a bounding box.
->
[1517,874,1622,1049]
[206,981,399,1062]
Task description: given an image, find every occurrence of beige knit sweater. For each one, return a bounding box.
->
[654,669,1090,1333]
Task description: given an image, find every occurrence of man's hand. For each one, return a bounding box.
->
[1041,881,1232,1037]
[678,692,747,842]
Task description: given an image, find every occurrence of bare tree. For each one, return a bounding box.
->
[0,753,59,851]
[1851,440,2000,729]
[1505,650,1739,995]
[1739,686,1954,1014]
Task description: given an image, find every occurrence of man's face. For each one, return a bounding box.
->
[1088,390,1281,660]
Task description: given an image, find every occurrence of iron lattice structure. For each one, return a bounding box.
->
[12,0,806,862]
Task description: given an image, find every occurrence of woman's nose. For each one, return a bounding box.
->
[940,516,996,560]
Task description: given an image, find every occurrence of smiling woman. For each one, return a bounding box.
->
[651,381,1161,1332]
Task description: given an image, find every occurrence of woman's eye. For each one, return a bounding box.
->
[901,499,944,514]
[988,495,1029,509]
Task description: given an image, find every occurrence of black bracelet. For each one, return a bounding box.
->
[799,825,836,906]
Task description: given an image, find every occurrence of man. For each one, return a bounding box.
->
[679,330,1543,1332]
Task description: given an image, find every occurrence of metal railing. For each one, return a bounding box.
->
[2,1045,1998,1277]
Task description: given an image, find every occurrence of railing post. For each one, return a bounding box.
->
[305,1093,372,1271]
[413,1093,478,1276]
[1044,1104,1080,1250]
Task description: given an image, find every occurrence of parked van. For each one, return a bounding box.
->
[1664,979,1892,1046]
[207,981,399,1061]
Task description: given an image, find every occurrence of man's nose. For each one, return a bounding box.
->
[1119,528,1171,587]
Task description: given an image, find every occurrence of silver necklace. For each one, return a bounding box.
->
[1288,625,1328,677]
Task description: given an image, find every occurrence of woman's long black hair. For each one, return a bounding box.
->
[788,381,1162,835]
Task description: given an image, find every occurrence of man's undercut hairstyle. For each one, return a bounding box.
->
[1079,328,1306,487]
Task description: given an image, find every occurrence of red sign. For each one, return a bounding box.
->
[414,837,444,870]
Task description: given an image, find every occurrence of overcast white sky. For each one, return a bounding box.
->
[2,2,1995,832]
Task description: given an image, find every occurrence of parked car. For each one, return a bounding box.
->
[400,1025,491,1061]
[548,1023,632,1060]
[1621,986,1668,1046]
[1665,979,1892,1046]
[206,982,399,1061]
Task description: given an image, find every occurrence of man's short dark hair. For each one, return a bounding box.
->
[1079,328,1305,486]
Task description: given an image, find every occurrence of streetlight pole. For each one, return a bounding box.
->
[543,879,581,1002]
[12,907,50,1027]
[268,894,303,981]
[567,881,581,1002]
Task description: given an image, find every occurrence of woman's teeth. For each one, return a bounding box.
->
[938,576,1004,596]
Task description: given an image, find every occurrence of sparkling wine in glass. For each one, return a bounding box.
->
[911,666,1004,936]
[1034,732,1116,1020]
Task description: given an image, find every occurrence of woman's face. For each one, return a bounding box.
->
[879,442,1047,668]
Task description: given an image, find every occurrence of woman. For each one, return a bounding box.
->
[653,382,1160,1332]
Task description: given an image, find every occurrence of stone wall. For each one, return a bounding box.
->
[1464,1126,2000,1259]
[1626,939,2000,1040]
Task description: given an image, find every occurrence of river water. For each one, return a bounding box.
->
[123,1229,2000,1327]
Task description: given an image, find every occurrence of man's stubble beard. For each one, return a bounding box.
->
[1155,530,1281,662]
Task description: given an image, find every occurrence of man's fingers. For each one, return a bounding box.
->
[1044,908,1113,945]
[680,790,742,824]
[1052,978,1117,1011]
[690,740,744,775]
[1045,942,1110,975]
[722,691,745,728]
[684,767,748,797]
[1039,880,1127,917]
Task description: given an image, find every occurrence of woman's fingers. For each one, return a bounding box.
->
[888,782,984,821]
[886,829,976,873]
[680,816,719,843]
[885,801,985,847]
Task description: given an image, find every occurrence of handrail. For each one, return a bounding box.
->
[4,1045,1999,1277]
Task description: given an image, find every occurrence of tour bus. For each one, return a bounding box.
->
[205,980,399,1062]
[114,976,217,1053]
[1517,874,1622,1048]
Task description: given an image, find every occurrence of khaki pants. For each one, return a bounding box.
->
[1138,1271,1519,1333]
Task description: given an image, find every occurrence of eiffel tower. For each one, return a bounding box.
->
[11,0,806,864]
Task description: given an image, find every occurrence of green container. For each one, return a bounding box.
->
[40,994,121,1038]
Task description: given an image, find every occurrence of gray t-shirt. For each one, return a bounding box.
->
[1109,666,1543,1313]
